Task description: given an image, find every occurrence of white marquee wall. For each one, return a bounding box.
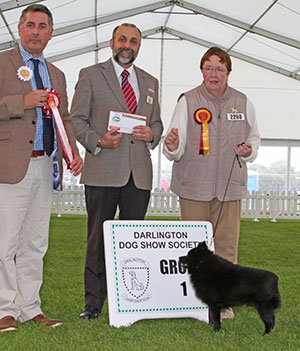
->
[55,35,300,140]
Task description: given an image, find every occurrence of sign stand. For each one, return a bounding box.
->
[104,220,214,328]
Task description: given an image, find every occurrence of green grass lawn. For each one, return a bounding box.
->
[1,216,300,351]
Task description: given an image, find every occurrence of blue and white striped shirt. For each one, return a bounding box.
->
[19,44,52,151]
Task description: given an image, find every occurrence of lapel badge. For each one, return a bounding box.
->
[146,96,153,104]
[17,66,33,82]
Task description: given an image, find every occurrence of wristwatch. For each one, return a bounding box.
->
[96,138,102,148]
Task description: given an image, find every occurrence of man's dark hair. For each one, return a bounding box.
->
[112,23,141,40]
[19,4,53,30]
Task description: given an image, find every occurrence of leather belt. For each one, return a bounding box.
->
[31,150,45,157]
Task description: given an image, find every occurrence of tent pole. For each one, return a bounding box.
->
[156,30,165,191]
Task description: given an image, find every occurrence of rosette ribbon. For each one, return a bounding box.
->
[43,89,74,167]
[194,108,212,156]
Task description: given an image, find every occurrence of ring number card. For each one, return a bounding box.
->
[104,220,214,327]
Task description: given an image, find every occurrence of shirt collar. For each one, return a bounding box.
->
[19,43,45,64]
[111,57,135,78]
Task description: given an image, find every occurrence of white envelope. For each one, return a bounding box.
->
[108,111,147,134]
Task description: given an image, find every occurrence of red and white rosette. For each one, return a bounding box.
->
[44,89,74,167]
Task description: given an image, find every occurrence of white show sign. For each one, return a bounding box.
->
[104,220,214,328]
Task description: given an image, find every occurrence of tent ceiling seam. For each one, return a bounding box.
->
[227,0,279,52]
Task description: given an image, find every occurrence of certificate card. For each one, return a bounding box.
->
[108,111,147,134]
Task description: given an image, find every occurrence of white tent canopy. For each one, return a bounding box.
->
[1,0,300,139]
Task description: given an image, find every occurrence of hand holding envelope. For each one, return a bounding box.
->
[100,129,123,149]
[132,125,154,143]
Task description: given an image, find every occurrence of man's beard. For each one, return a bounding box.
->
[113,48,137,65]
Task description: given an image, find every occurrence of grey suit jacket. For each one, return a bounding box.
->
[71,58,163,190]
[0,46,79,185]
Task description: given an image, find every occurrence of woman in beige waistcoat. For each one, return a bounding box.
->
[163,47,260,319]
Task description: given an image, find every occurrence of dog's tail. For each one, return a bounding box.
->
[249,293,281,310]
[271,276,281,310]
[269,294,281,310]
[266,279,281,310]
[257,275,281,310]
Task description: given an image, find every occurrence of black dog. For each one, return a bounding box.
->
[179,241,281,334]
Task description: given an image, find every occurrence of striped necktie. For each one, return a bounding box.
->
[121,69,137,114]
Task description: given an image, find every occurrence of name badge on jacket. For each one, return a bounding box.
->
[227,113,245,121]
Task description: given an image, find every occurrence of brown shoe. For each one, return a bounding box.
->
[0,316,17,332]
[31,314,62,328]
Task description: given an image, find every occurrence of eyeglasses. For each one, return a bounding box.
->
[202,66,227,73]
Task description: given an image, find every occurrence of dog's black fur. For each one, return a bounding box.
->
[179,241,281,334]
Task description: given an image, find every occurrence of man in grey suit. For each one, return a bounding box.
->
[71,23,163,319]
[0,4,82,332]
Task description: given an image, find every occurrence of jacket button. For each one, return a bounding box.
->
[29,140,33,144]
[32,121,36,125]
[131,140,134,144]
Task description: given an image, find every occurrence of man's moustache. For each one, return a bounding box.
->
[119,48,133,55]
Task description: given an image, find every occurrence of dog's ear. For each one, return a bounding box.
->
[198,241,207,249]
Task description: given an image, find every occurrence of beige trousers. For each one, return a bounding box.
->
[0,156,53,322]
[180,197,241,264]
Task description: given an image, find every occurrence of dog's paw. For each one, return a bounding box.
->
[213,324,221,332]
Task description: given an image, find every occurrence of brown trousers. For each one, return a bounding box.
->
[180,197,241,264]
